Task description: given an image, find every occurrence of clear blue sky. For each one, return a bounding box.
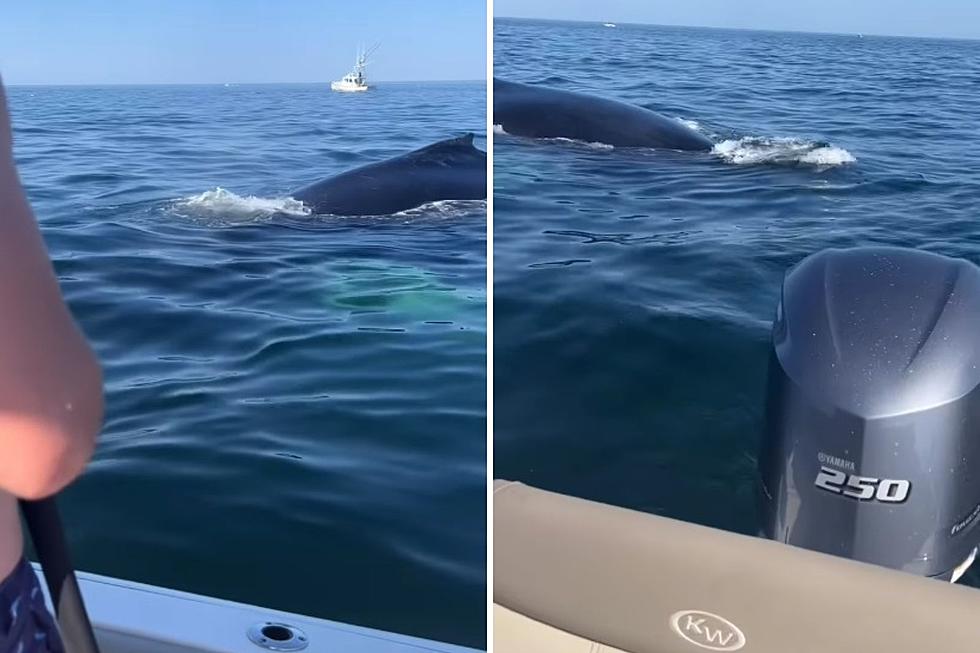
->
[0,0,486,85]
[495,0,980,40]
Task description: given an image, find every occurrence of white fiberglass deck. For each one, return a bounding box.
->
[33,565,481,653]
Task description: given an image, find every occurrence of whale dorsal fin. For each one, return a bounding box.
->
[449,133,475,147]
[406,133,483,166]
[414,133,475,153]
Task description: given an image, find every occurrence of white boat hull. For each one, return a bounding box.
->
[33,565,480,653]
[330,81,369,92]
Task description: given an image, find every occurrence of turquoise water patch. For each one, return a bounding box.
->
[325,261,485,330]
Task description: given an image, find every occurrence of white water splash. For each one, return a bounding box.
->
[550,137,615,150]
[172,187,310,221]
[392,199,486,218]
[494,124,613,150]
[712,137,856,166]
[336,199,487,222]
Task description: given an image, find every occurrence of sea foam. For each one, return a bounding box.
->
[711,136,856,166]
[172,187,310,221]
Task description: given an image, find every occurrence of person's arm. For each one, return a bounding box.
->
[0,79,103,499]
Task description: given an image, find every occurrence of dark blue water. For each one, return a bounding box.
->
[494,18,980,585]
[7,82,486,647]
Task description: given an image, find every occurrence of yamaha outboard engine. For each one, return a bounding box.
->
[759,247,980,581]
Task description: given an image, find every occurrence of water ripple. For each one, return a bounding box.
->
[495,19,980,590]
[8,81,486,647]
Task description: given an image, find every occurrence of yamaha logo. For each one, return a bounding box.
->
[669,610,746,651]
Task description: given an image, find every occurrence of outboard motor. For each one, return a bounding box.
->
[759,247,980,581]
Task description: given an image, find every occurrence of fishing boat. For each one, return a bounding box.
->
[495,246,980,652]
[331,44,379,93]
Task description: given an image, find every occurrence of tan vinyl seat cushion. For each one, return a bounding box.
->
[494,480,980,653]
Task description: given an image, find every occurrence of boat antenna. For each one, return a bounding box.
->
[359,41,381,67]
[21,497,101,653]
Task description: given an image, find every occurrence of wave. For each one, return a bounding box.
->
[170,187,311,222]
[711,137,856,166]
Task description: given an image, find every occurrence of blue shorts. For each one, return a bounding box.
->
[0,559,63,653]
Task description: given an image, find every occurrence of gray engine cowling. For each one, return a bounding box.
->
[758,246,980,580]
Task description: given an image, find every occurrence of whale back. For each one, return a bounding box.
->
[400,133,486,168]
[493,78,713,151]
[292,134,486,216]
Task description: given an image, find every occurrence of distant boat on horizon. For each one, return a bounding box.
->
[331,43,380,93]
[603,22,617,28]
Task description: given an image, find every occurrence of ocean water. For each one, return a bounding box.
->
[6,81,486,647]
[494,18,980,586]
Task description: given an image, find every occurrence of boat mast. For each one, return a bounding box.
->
[356,42,380,82]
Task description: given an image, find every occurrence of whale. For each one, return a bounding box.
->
[292,134,486,216]
[493,78,713,151]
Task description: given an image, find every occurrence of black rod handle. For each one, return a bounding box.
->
[20,498,101,653]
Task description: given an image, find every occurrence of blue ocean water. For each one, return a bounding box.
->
[7,81,486,647]
[494,18,980,586]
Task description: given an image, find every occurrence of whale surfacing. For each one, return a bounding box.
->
[493,78,712,151]
[292,134,487,216]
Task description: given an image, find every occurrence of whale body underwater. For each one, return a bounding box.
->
[493,78,713,151]
[292,134,487,216]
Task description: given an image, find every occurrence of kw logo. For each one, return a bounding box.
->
[669,610,746,651]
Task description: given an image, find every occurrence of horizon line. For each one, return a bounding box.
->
[5,78,486,88]
[495,15,980,43]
